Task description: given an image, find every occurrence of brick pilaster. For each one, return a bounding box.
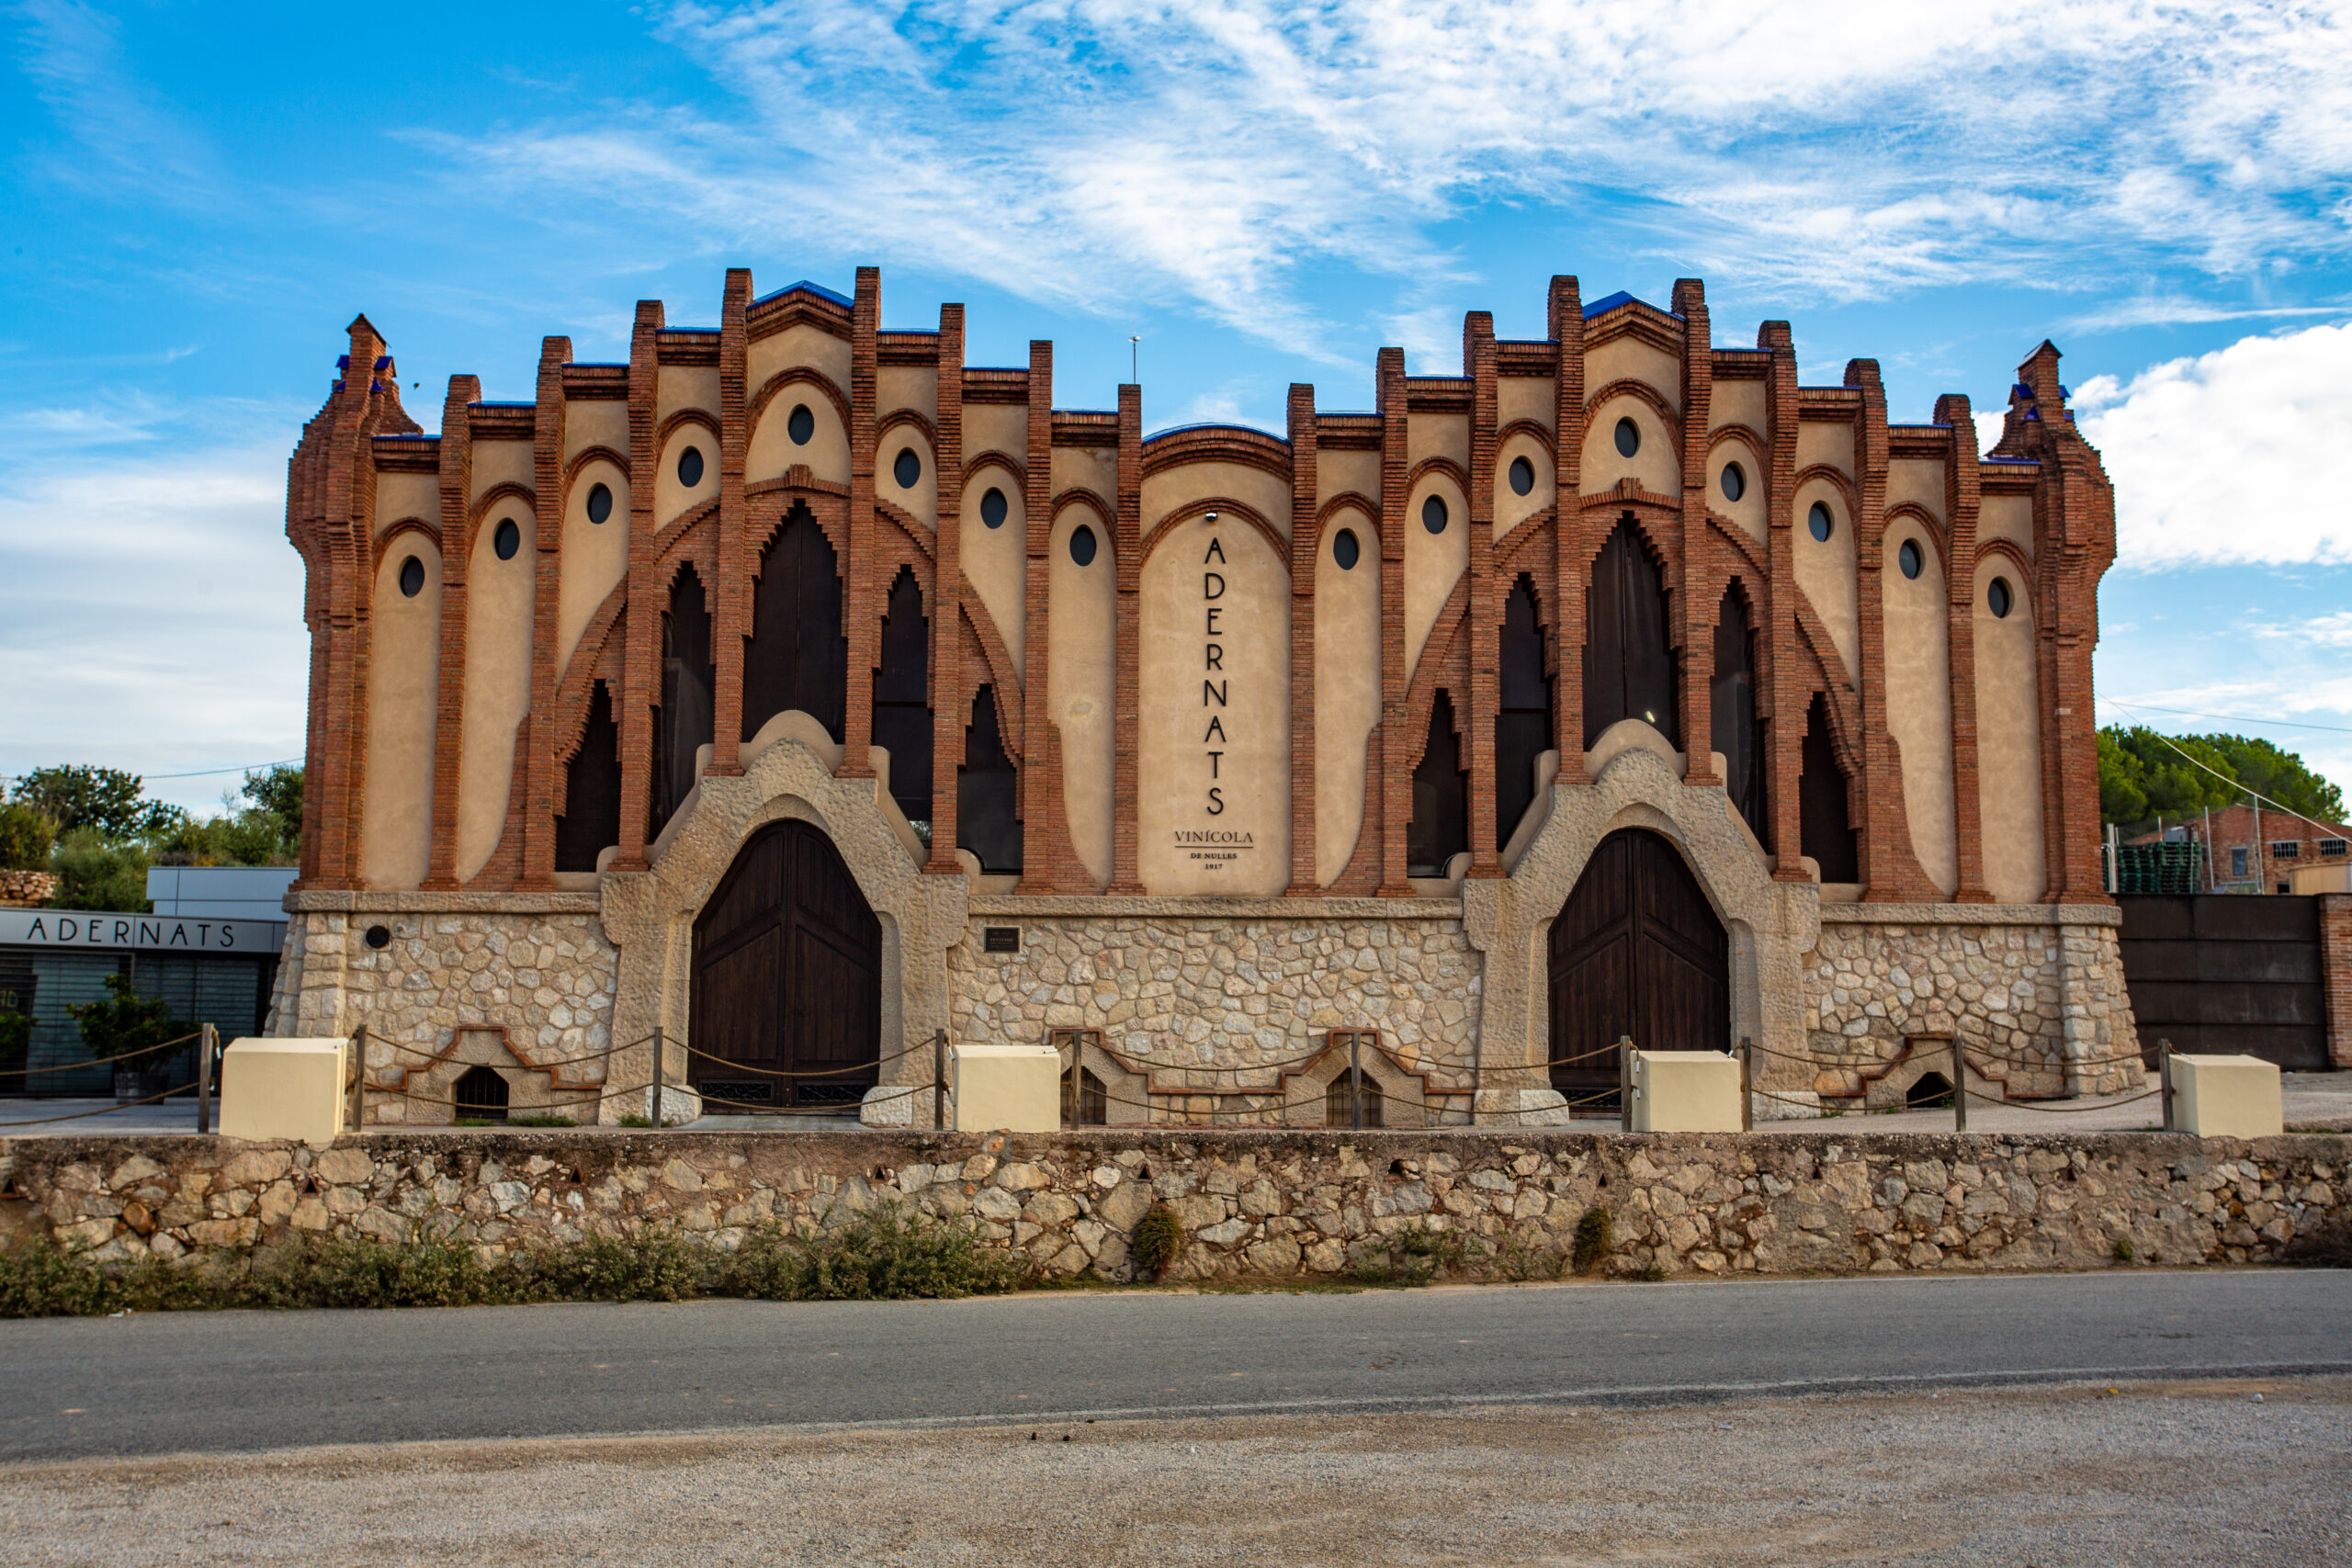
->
[517,336,571,888]
[1548,278,1587,786]
[1672,280,1715,786]
[1014,340,1067,892]
[841,266,881,778]
[1285,383,1320,894]
[1761,321,1807,879]
[1375,348,1413,897]
[1107,382,1146,894]
[2322,894,2352,1069]
[925,303,967,874]
[612,299,669,867]
[422,375,479,888]
[1938,393,1993,901]
[1464,312,1503,877]
[1849,358,1931,901]
[709,277,749,777]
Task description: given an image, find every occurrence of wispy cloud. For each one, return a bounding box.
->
[11,0,221,205]
[2081,321,2352,569]
[420,1,2352,349]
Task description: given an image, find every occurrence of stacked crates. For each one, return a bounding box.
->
[2115,840,2206,895]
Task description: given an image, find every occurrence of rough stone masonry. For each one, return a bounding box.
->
[2,1130,2342,1281]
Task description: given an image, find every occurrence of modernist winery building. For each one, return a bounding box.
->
[268,267,2139,1124]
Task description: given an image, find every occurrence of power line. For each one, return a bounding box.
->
[8,757,304,783]
[2098,698,2352,737]
[2106,703,2346,841]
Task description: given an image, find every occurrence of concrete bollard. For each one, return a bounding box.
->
[2170,1054,2284,1140]
[1628,1050,1745,1134]
[950,1043,1062,1133]
[218,1037,349,1147]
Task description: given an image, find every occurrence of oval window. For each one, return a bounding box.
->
[492,518,520,560]
[1808,502,1833,542]
[585,482,613,525]
[1988,577,2013,618]
[1721,462,1746,502]
[1898,539,1923,580]
[1333,527,1360,570]
[979,487,1009,528]
[1069,524,1098,567]
[1421,494,1448,535]
[678,446,704,487]
[1507,456,1535,497]
[398,556,424,598]
[1614,417,1640,458]
[893,447,922,489]
[786,403,815,446]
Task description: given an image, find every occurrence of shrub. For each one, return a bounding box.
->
[1571,1207,1614,1275]
[47,829,152,913]
[1130,1201,1184,1280]
[1342,1221,1482,1286]
[68,974,184,1061]
[508,1114,576,1127]
[519,1232,702,1303]
[0,800,53,871]
[2112,1236,2137,1264]
[720,1205,1033,1302]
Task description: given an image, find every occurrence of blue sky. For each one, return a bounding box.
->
[5,0,2352,815]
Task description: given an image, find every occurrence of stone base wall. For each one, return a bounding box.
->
[273,896,619,1125]
[4,1128,2339,1282]
[1803,908,2141,1101]
[951,900,1482,1107]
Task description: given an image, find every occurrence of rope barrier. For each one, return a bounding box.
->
[0,1078,202,1127]
[1744,1037,2154,1075]
[366,1030,658,1069]
[681,1036,931,1077]
[0,1028,205,1078]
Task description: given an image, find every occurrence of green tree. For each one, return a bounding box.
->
[241,764,302,844]
[151,765,302,867]
[46,829,152,912]
[0,800,53,871]
[9,766,181,840]
[2098,726,2347,832]
[67,974,182,1061]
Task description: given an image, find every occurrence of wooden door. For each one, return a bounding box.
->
[690,820,882,1109]
[1547,829,1729,1105]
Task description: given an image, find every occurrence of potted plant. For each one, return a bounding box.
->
[68,974,184,1102]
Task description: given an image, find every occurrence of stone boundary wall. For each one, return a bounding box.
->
[2,1129,2340,1282]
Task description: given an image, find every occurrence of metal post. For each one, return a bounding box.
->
[349,1023,367,1133]
[1619,1036,1634,1134]
[1952,1036,1967,1134]
[650,1025,666,1128]
[197,1022,216,1134]
[2158,1038,2175,1132]
[933,1028,947,1131]
[1739,1037,1753,1133]
[1350,1032,1363,1132]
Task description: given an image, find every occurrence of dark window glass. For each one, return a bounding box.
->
[1508,456,1535,497]
[398,556,424,598]
[1326,1046,1384,1128]
[1614,417,1640,458]
[1069,524,1097,566]
[1421,494,1448,535]
[872,568,933,825]
[651,563,715,841]
[555,681,623,872]
[1988,577,2013,617]
[980,487,1009,528]
[1711,587,1767,849]
[1333,527,1360,570]
[1808,502,1833,542]
[1408,691,1468,876]
[492,518,520,560]
[1581,516,1679,749]
[1721,462,1745,502]
[787,403,815,446]
[586,482,613,525]
[1497,577,1552,850]
[453,1066,509,1124]
[678,446,704,487]
[958,685,1023,874]
[1898,539,1923,580]
[1799,693,1859,883]
[741,502,847,744]
[893,447,922,489]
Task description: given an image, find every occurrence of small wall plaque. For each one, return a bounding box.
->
[982,926,1021,953]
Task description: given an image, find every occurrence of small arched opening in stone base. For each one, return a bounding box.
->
[1279,1033,1433,1129]
[453,1065,510,1123]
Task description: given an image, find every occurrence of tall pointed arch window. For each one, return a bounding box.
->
[1583,516,1679,748]
[1497,575,1553,848]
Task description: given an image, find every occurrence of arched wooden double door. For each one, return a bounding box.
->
[1548,829,1729,1104]
[690,820,881,1110]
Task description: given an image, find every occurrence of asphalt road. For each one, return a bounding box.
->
[2,1270,2346,1462]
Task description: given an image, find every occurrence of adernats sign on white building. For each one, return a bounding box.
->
[0,909,285,953]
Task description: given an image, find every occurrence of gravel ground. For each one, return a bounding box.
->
[4,1376,2345,1566]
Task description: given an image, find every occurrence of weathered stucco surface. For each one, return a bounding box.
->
[5,1130,2338,1283]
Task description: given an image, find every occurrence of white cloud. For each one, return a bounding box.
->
[0,429,309,814]
[2084,321,2352,569]
[422,1,2352,348]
